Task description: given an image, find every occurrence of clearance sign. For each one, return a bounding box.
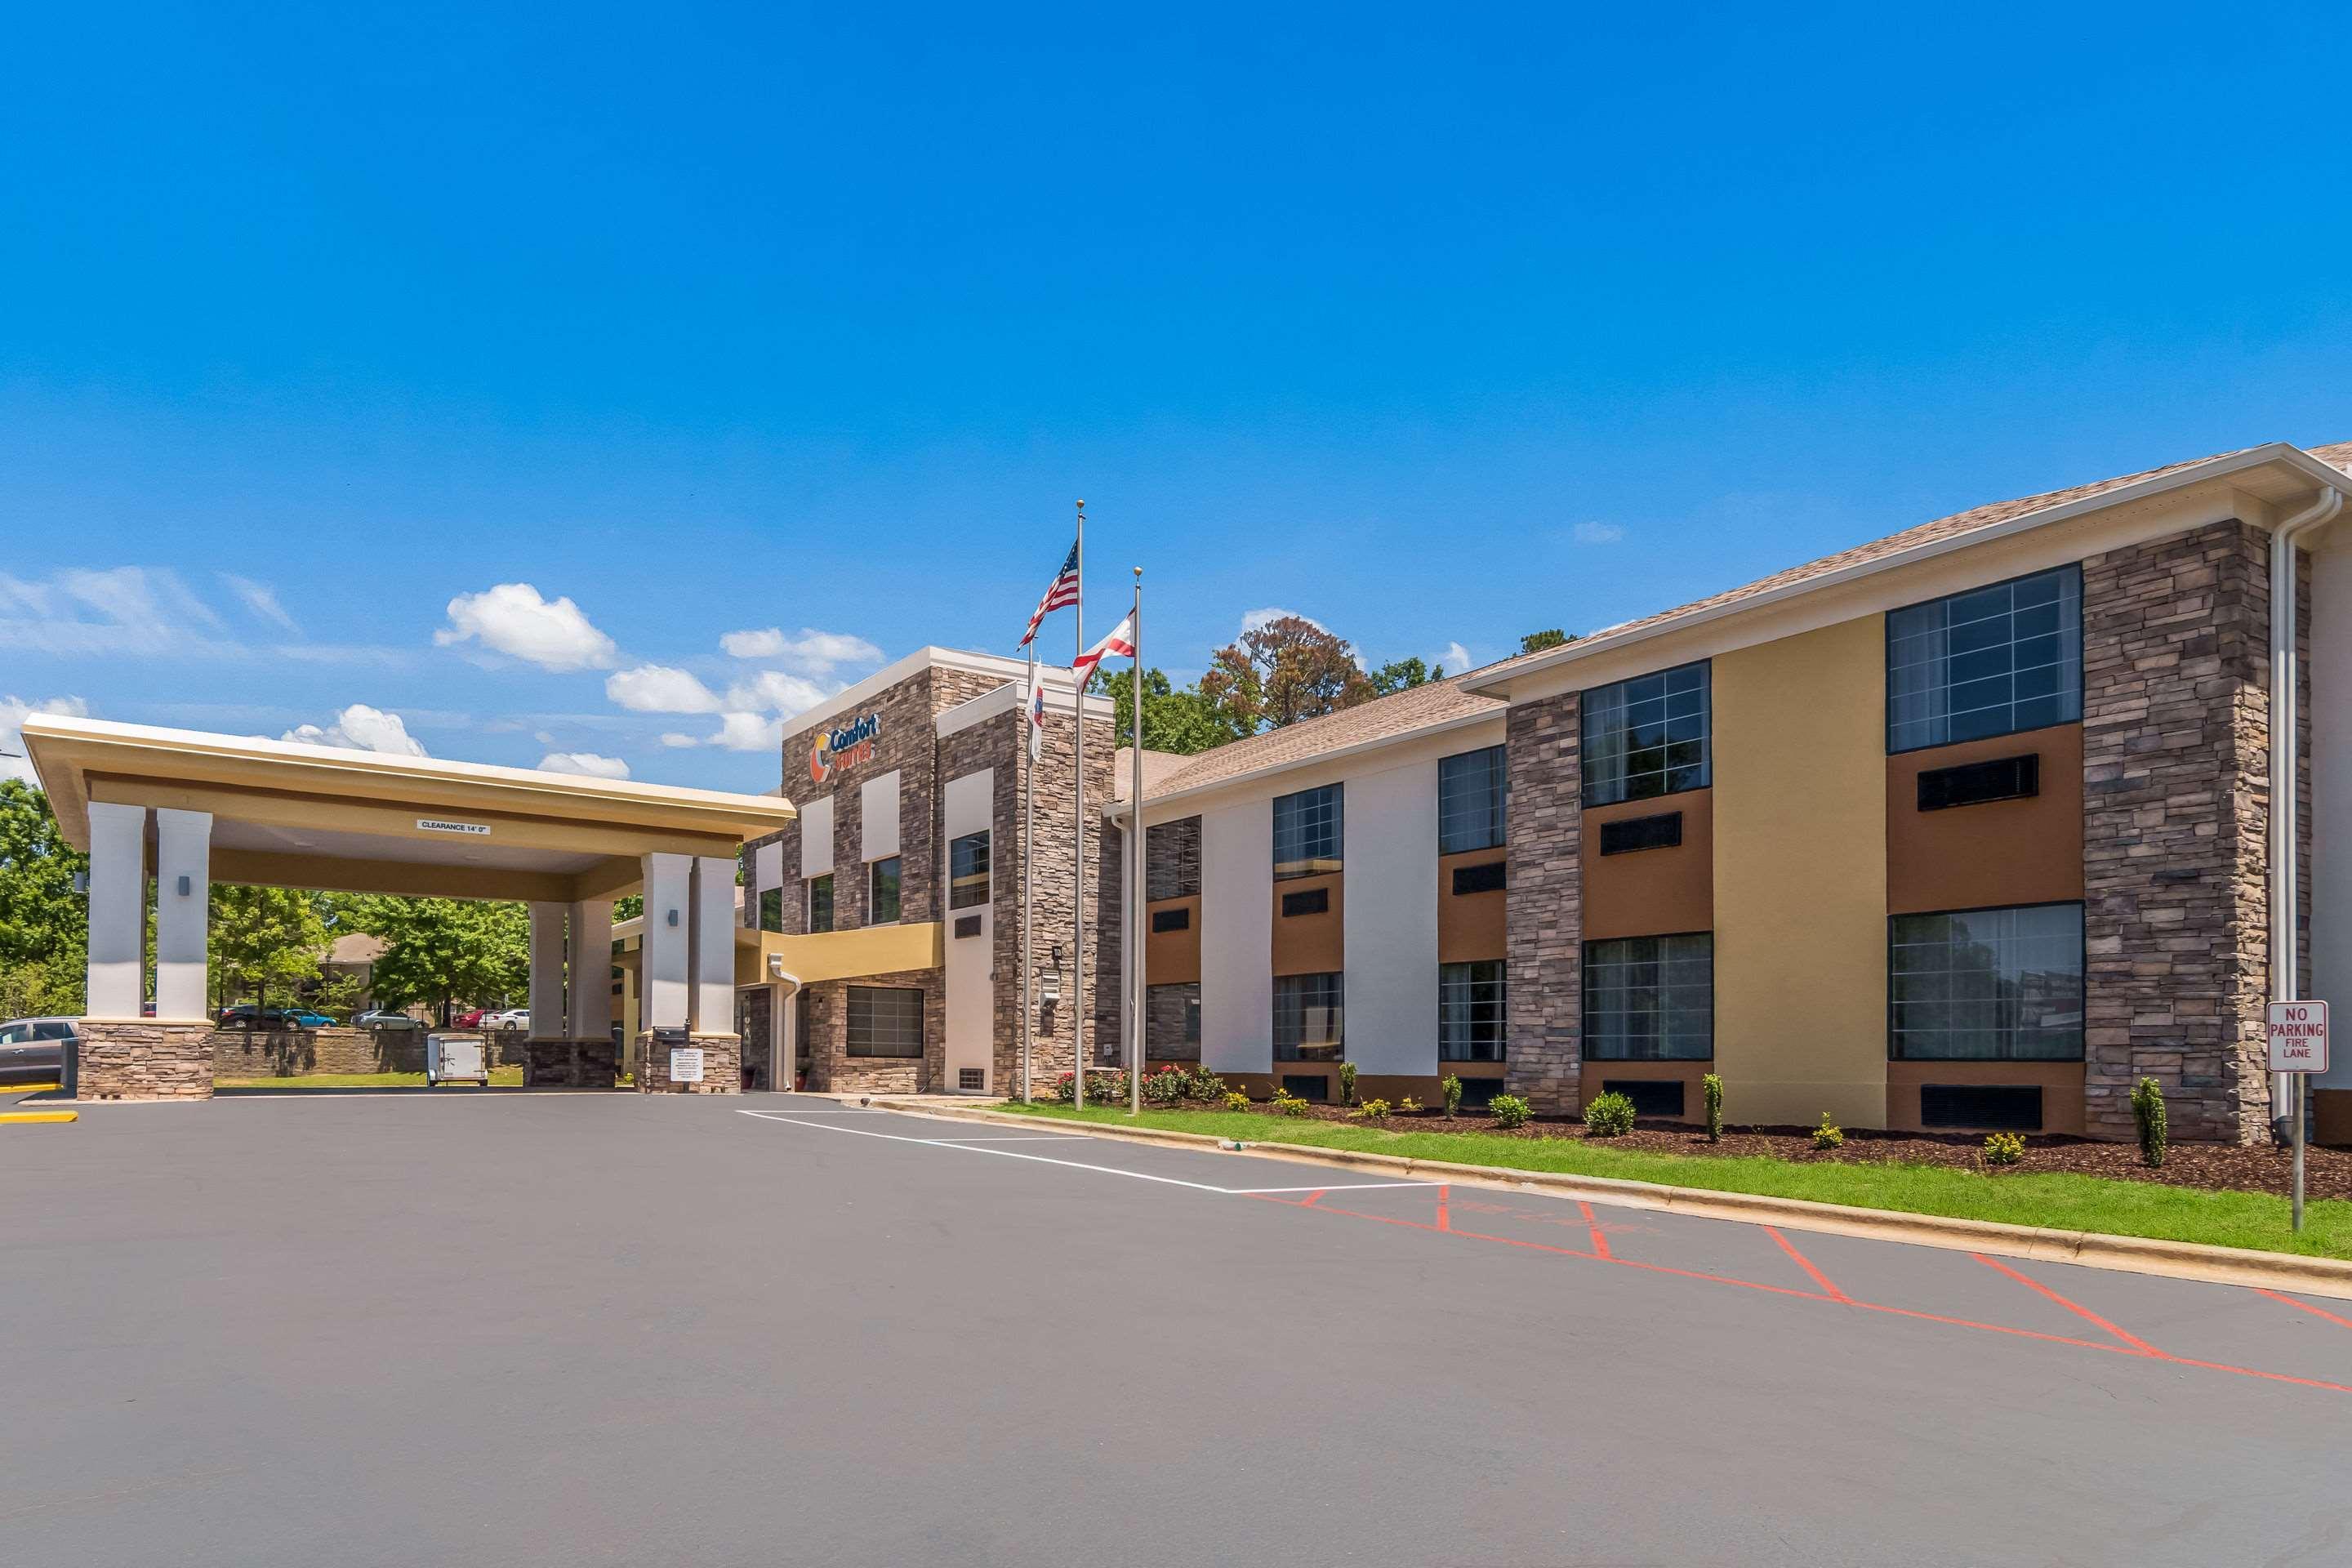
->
[809,712,881,785]
[2268,1000,2330,1074]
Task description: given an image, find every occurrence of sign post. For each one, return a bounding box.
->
[2267,1000,2329,1232]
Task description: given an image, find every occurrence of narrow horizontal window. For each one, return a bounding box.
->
[1598,812,1682,855]
[1450,861,1506,895]
[1600,1079,1686,1117]
[1281,1073,1330,1102]
[1917,754,2040,812]
[1150,906,1192,933]
[1281,887,1330,917]
[1919,1083,2044,1130]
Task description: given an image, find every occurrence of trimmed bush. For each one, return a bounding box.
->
[1271,1090,1311,1118]
[1441,1074,1463,1117]
[1223,1088,1251,1112]
[1583,1090,1637,1138]
[1339,1062,1359,1105]
[1397,1096,1422,1114]
[2132,1076,2168,1169]
[1490,1093,1531,1129]
[1353,1097,1391,1120]
[1983,1131,2025,1167]
[1702,1072,1724,1143]
[1811,1113,1843,1152]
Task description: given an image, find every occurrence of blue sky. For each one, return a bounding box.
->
[6,2,2350,792]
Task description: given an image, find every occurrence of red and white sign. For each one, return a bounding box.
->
[2268,1000,2330,1074]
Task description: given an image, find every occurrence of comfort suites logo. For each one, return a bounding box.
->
[808,712,882,784]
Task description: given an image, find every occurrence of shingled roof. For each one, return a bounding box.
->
[1140,673,1505,801]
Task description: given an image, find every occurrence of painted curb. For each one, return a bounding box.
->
[0,1110,77,1124]
[852,1096,2352,1303]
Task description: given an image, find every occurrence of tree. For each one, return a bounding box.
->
[1198,615,1375,734]
[349,896,529,1027]
[1369,656,1443,696]
[0,782,88,1017]
[209,884,328,1013]
[1098,666,1245,755]
[1519,629,1575,655]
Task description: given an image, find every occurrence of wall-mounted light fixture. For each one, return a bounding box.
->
[177,875,191,897]
[73,871,88,895]
[1040,943,1064,1004]
[667,909,679,927]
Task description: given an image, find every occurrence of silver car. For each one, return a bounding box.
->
[0,1017,75,1086]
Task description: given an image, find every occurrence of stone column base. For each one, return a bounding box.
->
[78,1019,215,1100]
[523,1037,620,1088]
[636,1031,742,1094]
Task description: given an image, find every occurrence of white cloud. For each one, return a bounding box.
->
[662,712,785,753]
[0,567,230,656]
[1,694,91,784]
[537,751,630,779]
[434,583,618,671]
[1571,521,1627,545]
[1240,606,1330,635]
[1432,641,1472,672]
[718,626,884,675]
[659,732,700,749]
[723,669,831,719]
[280,703,428,757]
[605,663,723,713]
[220,573,299,632]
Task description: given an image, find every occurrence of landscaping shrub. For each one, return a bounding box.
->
[1441,1075,1463,1117]
[1223,1088,1251,1112]
[1811,1113,1843,1152]
[1983,1131,2025,1167]
[1139,1062,1227,1107]
[1271,1089,1311,1118]
[1702,1072,1724,1143]
[1353,1097,1391,1120]
[1583,1090,1637,1138]
[1142,1064,1189,1106]
[1339,1062,1358,1105]
[2132,1076,2168,1169]
[1490,1093,1530,1129]
[1397,1097,1421,1114]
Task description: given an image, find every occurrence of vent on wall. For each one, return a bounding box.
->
[1598,812,1683,856]
[957,1067,984,1092]
[1450,861,1506,895]
[953,915,982,939]
[1917,753,2040,812]
[1454,1076,1499,1111]
[1919,1083,2043,1130]
[1151,906,1192,933]
[1601,1078,1686,1117]
[1281,887,1330,917]
[1281,1073,1330,1102]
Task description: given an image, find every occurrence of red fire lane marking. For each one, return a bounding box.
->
[1578,1200,1612,1259]
[2254,1288,2352,1331]
[1967,1253,2165,1356]
[1766,1226,1850,1303]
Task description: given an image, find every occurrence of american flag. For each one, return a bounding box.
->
[1071,611,1136,684]
[1019,540,1080,647]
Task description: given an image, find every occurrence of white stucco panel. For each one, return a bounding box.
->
[800,795,834,879]
[1200,800,1273,1074]
[861,769,902,863]
[754,840,783,893]
[1342,760,1440,1076]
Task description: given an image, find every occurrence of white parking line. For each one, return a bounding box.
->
[736,1108,1438,1196]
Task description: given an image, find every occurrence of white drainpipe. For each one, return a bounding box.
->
[2270,484,2343,1136]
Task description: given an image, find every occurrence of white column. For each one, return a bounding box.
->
[152,808,212,1022]
[566,900,614,1042]
[690,855,736,1034]
[641,853,692,1031]
[85,802,147,1020]
[528,903,568,1038]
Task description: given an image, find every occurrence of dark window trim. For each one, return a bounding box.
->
[1280,886,1330,917]
[1885,562,2086,757]
[1597,811,1684,855]
[1579,928,1716,1063]
[1150,906,1192,933]
[1915,752,2041,812]
[1579,658,1713,810]
[1450,859,1507,896]
[1885,898,2087,1063]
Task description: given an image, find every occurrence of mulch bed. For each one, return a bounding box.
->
[1229,1102,2352,1203]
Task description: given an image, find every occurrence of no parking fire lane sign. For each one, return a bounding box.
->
[2267,1000,2329,1074]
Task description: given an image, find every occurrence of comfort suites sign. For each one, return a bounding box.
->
[809,712,882,784]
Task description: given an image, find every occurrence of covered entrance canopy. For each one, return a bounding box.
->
[23,715,796,1098]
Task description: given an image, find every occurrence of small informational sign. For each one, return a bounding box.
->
[2268,1000,2330,1074]
[416,818,492,836]
[669,1046,706,1084]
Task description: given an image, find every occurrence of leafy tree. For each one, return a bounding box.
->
[1519,628,1575,655]
[0,782,88,1017]
[614,893,644,922]
[348,896,528,1026]
[1098,666,1245,756]
[1198,614,1375,734]
[1369,656,1443,696]
[209,884,328,1013]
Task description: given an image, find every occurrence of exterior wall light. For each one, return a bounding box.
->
[667,909,679,927]
[1040,943,1063,1004]
[177,875,191,896]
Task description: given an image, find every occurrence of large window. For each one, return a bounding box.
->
[1146,981,1201,1061]
[1272,784,1343,880]
[1438,746,1508,853]
[758,888,783,933]
[846,986,924,1058]
[1889,903,2084,1061]
[869,857,902,924]
[1887,564,2082,753]
[1439,960,1506,1062]
[948,831,991,910]
[1273,972,1344,1061]
[1582,662,1710,808]
[1582,933,1713,1060]
[808,873,834,933]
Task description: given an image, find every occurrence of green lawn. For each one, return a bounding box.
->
[999,1102,2352,1261]
[216,1067,526,1089]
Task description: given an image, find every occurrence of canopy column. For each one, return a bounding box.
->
[79,800,213,1099]
[152,808,212,1022]
[85,801,147,1021]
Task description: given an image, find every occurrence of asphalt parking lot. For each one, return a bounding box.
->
[8,1094,2352,1567]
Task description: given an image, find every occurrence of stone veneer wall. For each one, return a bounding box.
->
[78,1020,214,1099]
[1146,816,1201,900]
[213,1027,422,1078]
[2080,519,2287,1144]
[524,1038,620,1088]
[1503,690,1583,1115]
[637,1031,742,1093]
[800,967,947,1094]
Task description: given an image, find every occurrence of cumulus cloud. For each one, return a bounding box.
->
[605,663,724,713]
[662,712,786,753]
[2,694,91,783]
[434,583,618,671]
[1571,521,1627,545]
[723,669,831,719]
[281,704,428,756]
[718,626,882,675]
[1432,641,1472,671]
[537,751,630,779]
[220,572,299,632]
[1239,607,1330,635]
[659,733,700,749]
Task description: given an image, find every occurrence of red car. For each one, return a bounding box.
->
[452,1008,486,1029]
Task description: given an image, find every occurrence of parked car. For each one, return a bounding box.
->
[452,1008,487,1029]
[485,1009,529,1031]
[216,1004,295,1030]
[354,1009,425,1031]
[0,1017,76,1086]
[283,1009,336,1029]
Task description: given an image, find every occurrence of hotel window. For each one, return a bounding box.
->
[845,986,924,1058]
[1438,960,1507,1062]
[1582,933,1713,1060]
[1582,662,1710,808]
[1272,784,1343,880]
[1147,981,1202,1061]
[869,857,902,924]
[1272,972,1344,1062]
[1438,745,1508,853]
[808,874,834,933]
[1889,903,2084,1061]
[948,831,991,911]
[758,888,784,933]
[1886,564,2082,753]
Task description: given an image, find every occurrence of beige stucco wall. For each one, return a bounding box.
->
[1712,615,1888,1128]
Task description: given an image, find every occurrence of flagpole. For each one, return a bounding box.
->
[1130,565,1144,1118]
[1022,641,1036,1103]
[1072,499,1088,1112]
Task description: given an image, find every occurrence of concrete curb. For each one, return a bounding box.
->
[839,1095,2352,1303]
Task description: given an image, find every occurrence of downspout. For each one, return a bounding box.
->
[2270,484,2342,1138]
[767,957,802,1091]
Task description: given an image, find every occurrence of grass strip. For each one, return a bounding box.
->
[998,1102,2352,1261]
